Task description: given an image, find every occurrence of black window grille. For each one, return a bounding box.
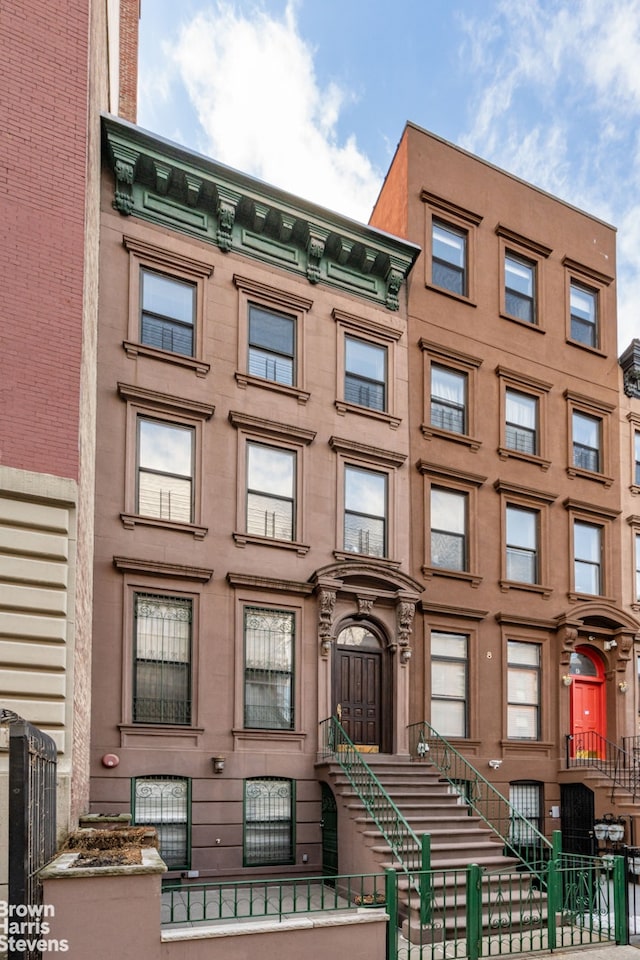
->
[244,607,294,729]
[133,775,190,869]
[133,594,192,724]
[244,777,294,866]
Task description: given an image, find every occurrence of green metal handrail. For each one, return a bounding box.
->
[407,720,552,875]
[319,716,431,922]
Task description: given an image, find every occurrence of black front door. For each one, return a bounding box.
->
[560,783,595,856]
[321,782,338,880]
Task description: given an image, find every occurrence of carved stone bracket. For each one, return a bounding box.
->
[154,159,172,195]
[557,623,579,666]
[385,267,403,312]
[357,596,374,617]
[184,173,203,207]
[315,578,341,658]
[620,340,640,398]
[307,229,328,284]
[111,143,140,215]
[396,595,417,666]
[216,186,240,252]
[615,631,636,671]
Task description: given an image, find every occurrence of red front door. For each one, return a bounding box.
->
[570,648,605,758]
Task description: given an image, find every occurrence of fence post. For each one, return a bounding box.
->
[385,868,398,960]
[546,853,558,950]
[466,864,481,960]
[420,833,432,925]
[613,855,628,945]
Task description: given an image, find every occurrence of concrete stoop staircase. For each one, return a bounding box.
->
[317,755,546,942]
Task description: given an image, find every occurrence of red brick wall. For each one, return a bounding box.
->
[0,0,90,480]
[119,0,140,122]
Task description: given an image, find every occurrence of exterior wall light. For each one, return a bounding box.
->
[619,681,629,694]
[593,813,625,844]
[562,674,573,686]
[211,756,225,774]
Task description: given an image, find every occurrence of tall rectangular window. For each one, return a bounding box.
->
[344,465,387,557]
[432,221,466,296]
[635,533,640,602]
[248,303,295,385]
[140,269,195,356]
[506,506,538,584]
[570,281,598,347]
[344,336,386,411]
[137,418,194,523]
[244,608,294,730]
[244,778,294,866]
[572,411,601,472]
[431,488,467,571]
[506,390,537,455]
[574,520,602,595]
[431,632,467,737]
[133,776,190,869]
[247,442,296,540]
[509,782,542,847]
[431,364,466,434]
[634,432,640,485]
[507,642,540,740]
[133,594,192,725]
[505,255,535,324]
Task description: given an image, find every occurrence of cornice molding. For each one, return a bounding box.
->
[103,115,419,312]
[329,436,407,467]
[113,556,213,581]
[117,382,215,419]
[228,410,316,445]
[226,572,314,595]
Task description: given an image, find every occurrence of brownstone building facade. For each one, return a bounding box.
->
[90,113,640,877]
[372,123,639,842]
[90,116,419,877]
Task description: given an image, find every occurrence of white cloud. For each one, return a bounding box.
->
[459,0,640,349]
[166,1,381,221]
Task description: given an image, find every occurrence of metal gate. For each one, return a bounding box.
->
[560,783,595,856]
[2,709,57,959]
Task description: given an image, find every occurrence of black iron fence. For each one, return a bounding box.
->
[565,732,640,801]
[1,709,57,959]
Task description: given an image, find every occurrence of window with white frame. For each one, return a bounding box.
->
[506,505,538,584]
[431,364,467,434]
[248,303,296,386]
[140,269,196,357]
[344,335,386,412]
[506,389,537,456]
[431,631,467,738]
[505,254,536,324]
[432,220,467,296]
[570,281,598,348]
[244,607,294,730]
[133,776,190,869]
[244,777,294,866]
[133,594,192,725]
[572,411,601,473]
[574,520,602,595]
[431,488,467,571]
[246,442,296,541]
[636,533,640,602]
[137,417,194,523]
[344,465,387,557]
[507,642,540,740]
[634,432,640,486]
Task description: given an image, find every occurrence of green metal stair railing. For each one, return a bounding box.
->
[319,716,432,923]
[408,720,553,875]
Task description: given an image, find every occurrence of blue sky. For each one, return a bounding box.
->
[138,0,640,350]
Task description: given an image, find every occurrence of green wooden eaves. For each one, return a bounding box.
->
[102,114,419,311]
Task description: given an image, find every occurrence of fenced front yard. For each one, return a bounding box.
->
[162,852,627,960]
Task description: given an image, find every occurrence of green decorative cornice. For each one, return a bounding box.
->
[102,114,419,311]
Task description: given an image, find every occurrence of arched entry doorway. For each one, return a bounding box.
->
[333,623,389,752]
[569,646,605,759]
